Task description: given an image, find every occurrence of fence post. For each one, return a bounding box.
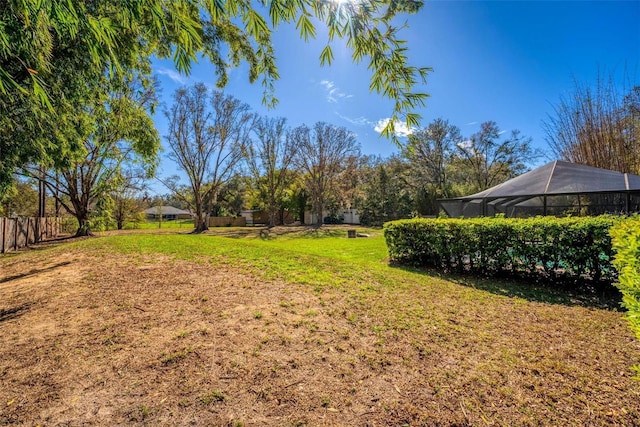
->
[14,218,18,251]
[26,217,30,247]
[1,218,5,254]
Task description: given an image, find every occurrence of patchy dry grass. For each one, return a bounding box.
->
[0,226,639,426]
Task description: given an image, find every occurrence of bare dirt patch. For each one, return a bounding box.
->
[1,234,639,426]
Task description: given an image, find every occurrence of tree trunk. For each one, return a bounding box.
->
[268,204,277,229]
[314,200,323,228]
[193,210,209,233]
[192,201,209,233]
[194,221,208,233]
[75,217,91,237]
[299,205,305,225]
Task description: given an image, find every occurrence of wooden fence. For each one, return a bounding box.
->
[208,216,246,227]
[1,217,61,254]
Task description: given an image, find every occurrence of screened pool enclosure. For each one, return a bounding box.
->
[439,161,640,218]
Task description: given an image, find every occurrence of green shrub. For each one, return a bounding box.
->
[610,216,640,377]
[384,216,618,282]
[60,215,79,234]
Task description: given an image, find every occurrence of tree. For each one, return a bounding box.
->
[0,0,430,194]
[90,191,117,232]
[164,83,254,232]
[0,2,161,196]
[154,188,190,211]
[211,174,248,217]
[279,173,309,224]
[291,122,359,226]
[333,154,366,212]
[111,169,148,230]
[245,116,295,228]
[24,75,159,236]
[403,118,462,214]
[0,179,39,217]
[544,73,640,174]
[456,121,538,193]
[359,156,413,226]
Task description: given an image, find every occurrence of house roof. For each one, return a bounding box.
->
[458,160,640,200]
[144,206,192,215]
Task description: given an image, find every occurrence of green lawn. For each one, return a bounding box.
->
[86,228,618,306]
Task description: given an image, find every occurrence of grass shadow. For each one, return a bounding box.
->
[214,229,263,238]
[299,228,346,239]
[2,235,89,254]
[0,302,35,323]
[204,227,269,239]
[390,264,624,311]
[204,225,351,240]
[0,261,72,284]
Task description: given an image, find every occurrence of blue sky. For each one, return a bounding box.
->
[151,0,640,191]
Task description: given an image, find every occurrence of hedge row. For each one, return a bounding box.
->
[383,216,619,282]
[610,216,640,376]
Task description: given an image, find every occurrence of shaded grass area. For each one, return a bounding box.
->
[1,228,639,426]
[395,265,624,311]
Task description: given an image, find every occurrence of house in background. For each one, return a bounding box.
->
[144,206,192,221]
[305,208,360,225]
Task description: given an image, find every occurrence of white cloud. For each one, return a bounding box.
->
[156,68,188,85]
[335,112,373,127]
[320,80,353,103]
[373,118,415,138]
[457,139,473,150]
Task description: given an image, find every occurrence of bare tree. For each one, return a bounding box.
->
[544,73,639,174]
[456,121,538,193]
[291,122,359,226]
[244,116,295,228]
[164,83,255,232]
